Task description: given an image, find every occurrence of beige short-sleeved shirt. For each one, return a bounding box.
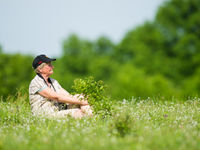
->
[29,75,62,116]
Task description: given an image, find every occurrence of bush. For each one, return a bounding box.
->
[72,76,112,116]
[110,112,133,137]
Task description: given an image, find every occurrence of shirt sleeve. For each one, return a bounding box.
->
[29,78,47,94]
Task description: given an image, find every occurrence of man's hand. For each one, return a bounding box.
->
[73,94,85,100]
[72,94,89,106]
[79,100,89,106]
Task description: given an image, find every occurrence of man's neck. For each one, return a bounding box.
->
[40,74,49,83]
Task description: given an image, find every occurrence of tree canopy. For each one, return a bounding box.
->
[1,0,200,99]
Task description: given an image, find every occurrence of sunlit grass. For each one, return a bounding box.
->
[0,94,199,150]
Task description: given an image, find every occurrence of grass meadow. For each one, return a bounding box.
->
[0,93,199,150]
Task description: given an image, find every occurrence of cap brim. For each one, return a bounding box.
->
[50,58,56,61]
[46,58,56,62]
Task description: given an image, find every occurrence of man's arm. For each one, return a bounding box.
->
[38,87,88,105]
[59,88,71,96]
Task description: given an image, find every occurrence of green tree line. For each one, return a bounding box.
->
[0,0,200,100]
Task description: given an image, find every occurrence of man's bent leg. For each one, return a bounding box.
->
[56,108,84,119]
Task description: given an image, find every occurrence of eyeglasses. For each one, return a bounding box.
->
[46,63,53,67]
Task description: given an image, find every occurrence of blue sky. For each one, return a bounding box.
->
[0,0,166,57]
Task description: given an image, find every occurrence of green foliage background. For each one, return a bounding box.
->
[0,0,200,100]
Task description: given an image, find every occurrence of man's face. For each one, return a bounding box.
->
[40,62,54,76]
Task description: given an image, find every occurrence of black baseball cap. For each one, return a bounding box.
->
[32,54,56,69]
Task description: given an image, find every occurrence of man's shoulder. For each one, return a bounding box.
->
[29,75,44,86]
[49,77,58,84]
[49,78,62,89]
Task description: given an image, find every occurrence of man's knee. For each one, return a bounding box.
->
[72,109,84,119]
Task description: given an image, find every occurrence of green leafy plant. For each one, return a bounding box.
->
[72,76,112,116]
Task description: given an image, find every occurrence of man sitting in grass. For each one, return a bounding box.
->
[29,54,92,119]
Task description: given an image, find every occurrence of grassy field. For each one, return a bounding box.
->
[0,95,199,150]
